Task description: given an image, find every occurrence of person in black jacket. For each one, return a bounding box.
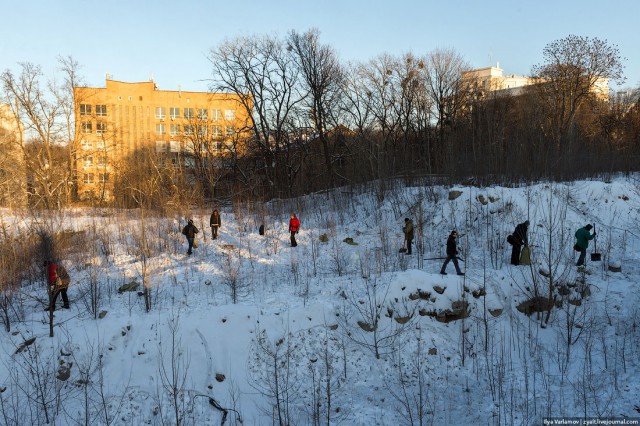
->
[209,209,221,240]
[510,220,529,265]
[182,219,199,255]
[440,231,464,275]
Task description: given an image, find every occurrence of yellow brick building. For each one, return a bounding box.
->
[73,79,250,201]
[0,103,26,206]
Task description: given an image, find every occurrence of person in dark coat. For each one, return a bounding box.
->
[575,224,596,266]
[182,219,199,255]
[45,260,70,311]
[440,231,464,276]
[209,209,221,239]
[510,220,529,265]
[403,218,414,255]
[289,213,300,247]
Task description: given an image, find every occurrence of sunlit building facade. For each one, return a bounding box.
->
[0,103,26,206]
[463,65,609,100]
[73,78,250,201]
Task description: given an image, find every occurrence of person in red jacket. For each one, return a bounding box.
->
[45,260,71,311]
[289,213,300,247]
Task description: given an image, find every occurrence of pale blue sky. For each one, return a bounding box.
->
[1,0,638,92]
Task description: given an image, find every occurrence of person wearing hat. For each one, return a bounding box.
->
[209,209,221,240]
[440,231,464,275]
[402,218,414,255]
[289,213,300,247]
[574,224,596,266]
[182,219,199,255]
[510,220,529,266]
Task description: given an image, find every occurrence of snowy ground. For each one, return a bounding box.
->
[2,177,640,425]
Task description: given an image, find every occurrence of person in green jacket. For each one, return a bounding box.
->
[575,224,596,266]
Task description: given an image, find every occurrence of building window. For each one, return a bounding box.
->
[169,107,180,119]
[97,155,107,167]
[224,109,235,121]
[197,125,208,137]
[98,173,109,183]
[212,125,222,137]
[156,123,166,135]
[170,141,181,152]
[225,126,235,137]
[156,140,166,152]
[155,107,166,120]
[81,121,92,134]
[197,108,208,120]
[83,173,94,184]
[84,156,94,168]
[96,105,107,117]
[211,109,221,121]
[184,108,194,119]
[81,139,92,150]
[96,122,107,136]
[80,104,92,116]
[183,125,194,136]
[170,124,181,136]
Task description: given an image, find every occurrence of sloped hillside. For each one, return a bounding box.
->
[1,178,639,425]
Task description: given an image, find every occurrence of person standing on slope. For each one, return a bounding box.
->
[182,219,199,255]
[289,213,300,247]
[45,260,71,311]
[403,218,414,255]
[440,231,464,276]
[510,220,529,265]
[210,209,221,240]
[574,224,596,267]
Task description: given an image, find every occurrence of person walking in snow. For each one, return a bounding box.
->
[510,220,529,265]
[403,218,414,255]
[45,260,71,311]
[440,231,464,276]
[209,209,221,240]
[574,224,596,266]
[289,213,300,247]
[182,219,199,255]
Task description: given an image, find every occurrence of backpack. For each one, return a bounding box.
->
[57,266,71,287]
[506,234,516,245]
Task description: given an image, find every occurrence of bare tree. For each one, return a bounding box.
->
[423,48,471,144]
[288,28,344,188]
[57,55,84,204]
[157,311,191,426]
[208,34,306,198]
[1,62,70,208]
[531,35,626,146]
[249,328,301,426]
[339,277,411,359]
